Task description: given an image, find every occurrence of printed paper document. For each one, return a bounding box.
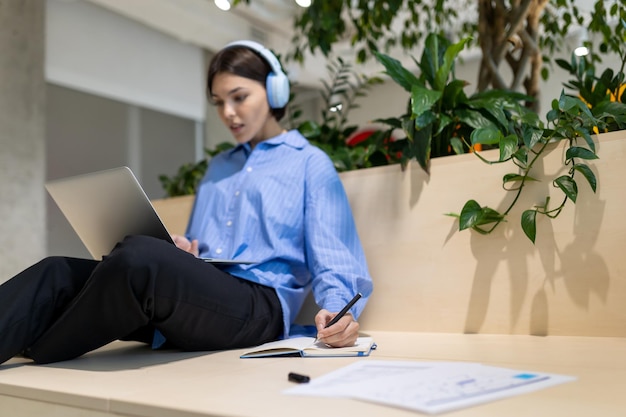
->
[284,360,575,414]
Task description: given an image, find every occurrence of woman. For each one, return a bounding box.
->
[0,40,372,366]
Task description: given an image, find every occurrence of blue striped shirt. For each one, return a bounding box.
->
[185,129,373,337]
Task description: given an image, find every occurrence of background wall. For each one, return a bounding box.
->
[0,0,46,281]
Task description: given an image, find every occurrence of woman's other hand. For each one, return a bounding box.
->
[314,309,360,348]
[171,235,199,257]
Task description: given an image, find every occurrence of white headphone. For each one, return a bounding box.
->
[223,40,290,109]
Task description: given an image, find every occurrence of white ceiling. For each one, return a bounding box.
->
[84,0,331,88]
[81,0,600,90]
[85,0,301,53]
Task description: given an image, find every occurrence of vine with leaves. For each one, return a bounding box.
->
[373,32,626,243]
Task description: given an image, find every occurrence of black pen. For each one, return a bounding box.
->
[316,292,362,342]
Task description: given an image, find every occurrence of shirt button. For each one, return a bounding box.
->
[215,248,223,254]
[234,190,240,196]
[226,220,232,227]
[246,167,253,172]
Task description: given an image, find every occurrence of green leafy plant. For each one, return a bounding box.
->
[451,56,626,243]
[556,48,626,134]
[374,32,626,243]
[297,56,385,172]
[372,33,533,173]
[159,142,234,197]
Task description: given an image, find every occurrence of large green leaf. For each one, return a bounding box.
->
[499,134,519,161]
[459,200,482,230]
[416,110,438,129]
[411,85,443,118]
[522,125,544,150]
[441,79,469,109]
[459,200,504,230]
[593,101,626,128]
[565,146,599,161]
[503,173,538,184]
[435,114,453,136]
[409,122,433,173]
[573,164,597,192]
[470,126,502,145]
[521,210,537,244]
[374,52,421,92]
[554,176,578,202]
[469,98,509,129]
[472,88,531,103]
[450,137,465,155]
[574,128,596,153]
[558,91,594,119]
[419,33,447,89]
[558,93,579,112]
[435,37,471,91]
[455,109,495,130]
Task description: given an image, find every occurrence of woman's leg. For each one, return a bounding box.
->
[27,235,282,364]
[0,257,98,365]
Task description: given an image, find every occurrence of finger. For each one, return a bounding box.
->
[317,314,355,342]
[314,309,331,330]
[172,235,189,250]
[323,320,360,348]
[190,240,199,257]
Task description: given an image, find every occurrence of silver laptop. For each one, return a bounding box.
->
[46,166,256,265]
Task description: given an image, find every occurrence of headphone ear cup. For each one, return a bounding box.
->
[266,72,290,109]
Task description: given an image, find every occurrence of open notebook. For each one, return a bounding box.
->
[240,336,376,358]
[46,166,256,265]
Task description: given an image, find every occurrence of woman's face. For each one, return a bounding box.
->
[211,72,277,147]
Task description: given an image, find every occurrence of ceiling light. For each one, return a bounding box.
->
[574,46,589,57]
[214,0,231,11]
[329,103,343,113]
[295,0,311,7]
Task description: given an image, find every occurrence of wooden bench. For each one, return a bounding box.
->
[1,130,625,416]
[154,130,626,338]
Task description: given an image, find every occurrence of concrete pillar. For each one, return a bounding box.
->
[0,0,46,282]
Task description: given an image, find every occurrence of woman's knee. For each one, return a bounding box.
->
[31,257,88,283]
[104,235,171,268]
[93,235,176,289]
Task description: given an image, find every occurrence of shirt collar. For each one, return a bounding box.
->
[226,130,307,157]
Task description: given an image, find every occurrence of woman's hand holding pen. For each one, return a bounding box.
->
[314,309,360,348]
[171,235,199,257]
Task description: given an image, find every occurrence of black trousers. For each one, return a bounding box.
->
[0,235,283,365]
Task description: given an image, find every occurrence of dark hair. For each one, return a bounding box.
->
[207,46,286,121]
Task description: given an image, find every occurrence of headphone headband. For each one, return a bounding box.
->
[223,40,290,109]
[224,40,284,78]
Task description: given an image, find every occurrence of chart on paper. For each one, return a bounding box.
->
[284,361,576,414]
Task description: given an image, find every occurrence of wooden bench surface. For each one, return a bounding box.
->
[2,332,626,417]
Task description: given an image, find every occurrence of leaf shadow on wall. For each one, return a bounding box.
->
[462,155,609,335]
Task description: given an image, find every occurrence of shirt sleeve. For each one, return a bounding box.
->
[303,152,373,318]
